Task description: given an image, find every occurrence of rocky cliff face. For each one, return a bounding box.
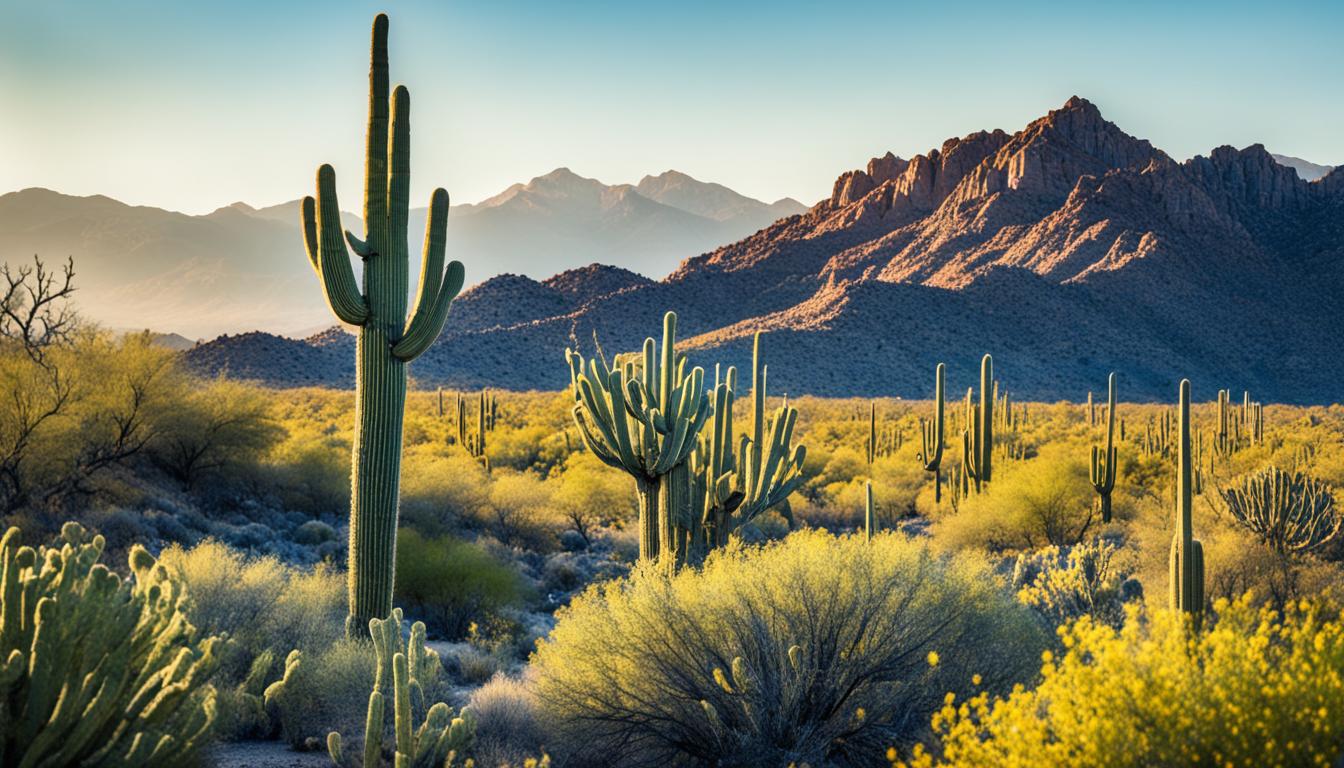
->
[187,97,1344,402]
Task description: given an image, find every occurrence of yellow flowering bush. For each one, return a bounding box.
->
[533,529,1044,767]
[895,596,1344,768]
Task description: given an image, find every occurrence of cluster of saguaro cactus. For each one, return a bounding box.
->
[864,404,903,462]
[1170,380,1206,628]
[961,354,994,493]
[1142,410,1173,457]
[567,312,710,564]
[917,363,946,503]
[1,522,220,766]
[302,14,466,635]
[455,390,492,470]
[1089,373,1118,523]
[690,332,807,559]
[326,609,474,768]
[1219,466,1339,556]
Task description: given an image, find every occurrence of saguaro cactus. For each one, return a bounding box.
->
[1170,379,1206,627]
[864,481,875,541]
[567,311,710,563]
[866,401,877,465]
[302,15,466,635]
[1090,372,1118,523]
[963,354,994,492]
[917,363,946,503]
[690,332,806,557]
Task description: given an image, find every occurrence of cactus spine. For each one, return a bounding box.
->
[1170,379,1206,628]
[326,609,474,767]
[918,363,946,503]
[1089,372,1118,523]
[302,15,466,635]
[567,311,710,564]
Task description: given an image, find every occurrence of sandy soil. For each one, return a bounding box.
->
[208,741,331,768]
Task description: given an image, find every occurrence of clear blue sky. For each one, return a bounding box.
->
[1,0,1338,214]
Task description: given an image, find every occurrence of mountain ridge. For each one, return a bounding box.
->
[184,96,1344,403]
[0,170,804,338]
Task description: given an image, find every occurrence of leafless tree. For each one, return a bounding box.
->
[1,256,77,362]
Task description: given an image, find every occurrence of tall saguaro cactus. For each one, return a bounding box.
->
[918,363,945,503]
[1090,372,1118,523]
[302,14,466,635]
[1170,379,1206,628]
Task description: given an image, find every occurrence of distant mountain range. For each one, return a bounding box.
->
[1271,154,1335,182]
[0,170,803,338]
[184,97,1344,402]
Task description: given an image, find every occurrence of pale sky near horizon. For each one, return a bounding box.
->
[1,0,1340,215]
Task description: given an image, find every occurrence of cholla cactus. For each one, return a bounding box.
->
[326,609,475,768]
[0,522,220,766]
[566,311,710,563]
[1219,467,1339,556]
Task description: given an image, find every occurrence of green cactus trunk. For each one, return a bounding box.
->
[919,363,946,503]
[864,481,875,541]
[1170,379,1206,629]
[1090,372,1118,523]
[301,15,465,636]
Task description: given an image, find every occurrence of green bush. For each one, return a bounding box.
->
[0,522,220,766]
[532,529,1045,767]
[394,529,530,639]
[159,539,345,739]
[264,640,377,749]
[935,444,1098,552]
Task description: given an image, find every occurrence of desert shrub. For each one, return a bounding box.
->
[294,518,338,545]
[149,376,279,488]
[161,540,345,672]
[394,528,530,639]
[1011,538,1142,629]
[469,673,545,768]
[264,639,377,749]
[400,448,490,535]
[486,470,557,548]
[551,452,636,545]
[935,445,1097,552]
[897,597,1344,768]
[0,522,219,766]
[533,529,1045,767]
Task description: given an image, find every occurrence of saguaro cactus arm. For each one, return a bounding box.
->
[393,189,466,361]
[302,175,368,326]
